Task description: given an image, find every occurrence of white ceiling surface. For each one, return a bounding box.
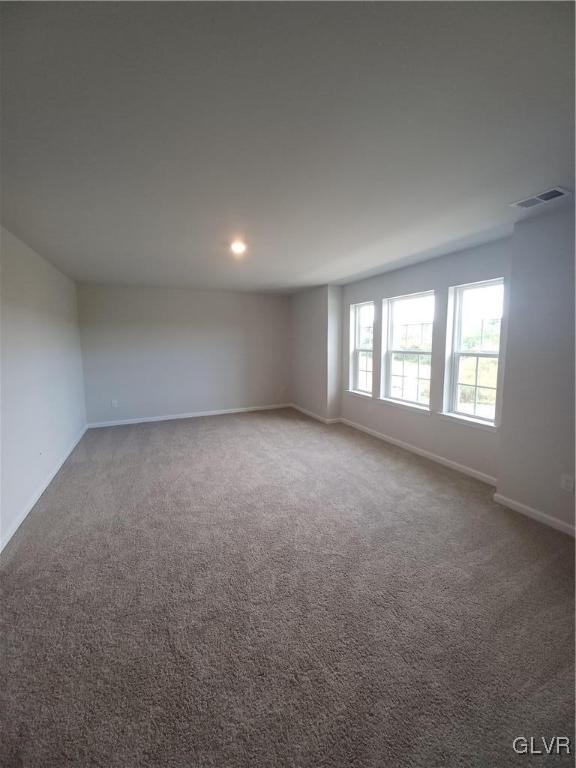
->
[1,3,573,292]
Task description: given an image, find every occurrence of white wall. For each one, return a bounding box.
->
[340,239,511,482]
[78,284,291,425]
[327,286,342,420]
[1,228,86,550]
[291,287,330,419]
[291,286,342,421]
[497,209,575,530]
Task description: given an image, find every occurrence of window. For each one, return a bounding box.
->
[350,302,374,394]
[382,292,434,407]
[447,278,504,423]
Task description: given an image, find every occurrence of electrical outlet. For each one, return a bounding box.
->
[560,474,574,493]
[111,399,118,409]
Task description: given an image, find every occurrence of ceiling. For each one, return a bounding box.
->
[1,2,573,292]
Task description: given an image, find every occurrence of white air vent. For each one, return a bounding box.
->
[510,187,569,210]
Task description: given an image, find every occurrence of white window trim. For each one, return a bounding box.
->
[444,277,505,426]
[380,290,434,410]
[349,301,374,396]
[439,412,498,431]
[379,397,431,415]
[345,388,372,399]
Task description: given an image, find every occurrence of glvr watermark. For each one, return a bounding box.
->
[513,737,571,755]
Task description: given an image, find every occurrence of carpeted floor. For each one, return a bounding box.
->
[1,408,574,767]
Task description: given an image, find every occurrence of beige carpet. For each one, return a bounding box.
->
[1,408,574,767]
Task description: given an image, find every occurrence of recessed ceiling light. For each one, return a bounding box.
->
[230,239,247,257]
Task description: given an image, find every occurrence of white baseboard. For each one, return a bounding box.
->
[0,425,87,554]
[339,417,498,486]
[87,403,292,429]
[493,493,575,537]
[290,404,340,425]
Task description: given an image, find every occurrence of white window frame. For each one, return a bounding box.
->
[349,301,374,395]
[446,278,504,425]
[381,290,434,409]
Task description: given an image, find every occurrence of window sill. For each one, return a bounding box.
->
[439,412,498,431]
[378,397,431,415]
[345,389,373,399]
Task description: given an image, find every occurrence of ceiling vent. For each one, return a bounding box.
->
[510,187,569,210]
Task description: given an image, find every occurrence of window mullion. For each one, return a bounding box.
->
[473,355,479,416]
